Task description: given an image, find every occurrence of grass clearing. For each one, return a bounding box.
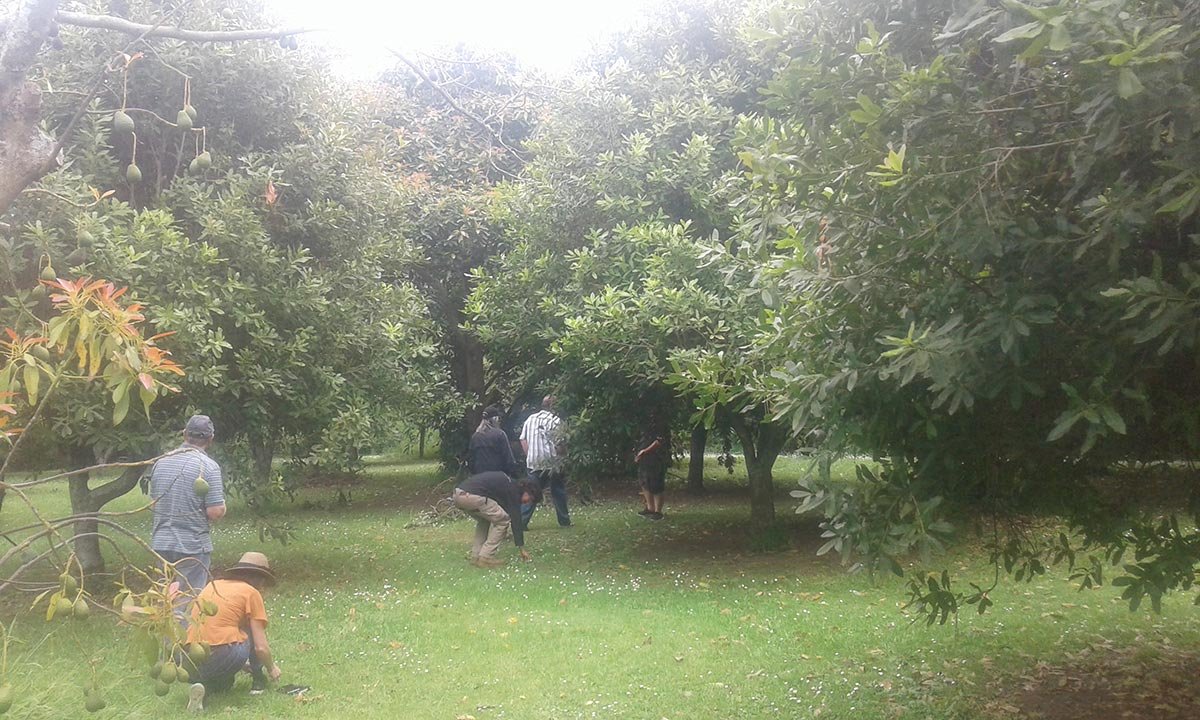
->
[1,455,1197,719]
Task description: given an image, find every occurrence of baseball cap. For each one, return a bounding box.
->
[184,414,215,439]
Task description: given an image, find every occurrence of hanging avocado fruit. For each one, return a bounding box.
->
[72,597,90,619]
[196,151,212,169]
[0,682,12,714]
[113,110,135,135]
[126,163,142,184]
[194,477,210,496]
[66,248,88,265]
[189,157,201,174]
[76,228,95,247]
[176,109,193,132]
[184,104,198,122]
[153,680,170,697]
[40,265,56,282]
[30,285,47,301]
[30,345,51,363]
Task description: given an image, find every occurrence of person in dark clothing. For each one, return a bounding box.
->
[635,428,671,520]
[453,471,542,567]
[468,405,518,477]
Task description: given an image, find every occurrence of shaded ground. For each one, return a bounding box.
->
[984,637,1200,720]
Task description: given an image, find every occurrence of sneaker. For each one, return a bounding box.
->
[638,508,653,516]
[473,556,505,568]
[186,683,206,713]
[649,512,664,521]
[250,677,267,696]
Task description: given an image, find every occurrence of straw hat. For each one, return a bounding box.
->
[225,551,275,585]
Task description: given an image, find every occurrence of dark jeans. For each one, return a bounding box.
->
[522,468,570,527]
[182,638,264,693]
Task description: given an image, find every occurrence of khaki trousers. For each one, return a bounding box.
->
[453,489,511,560]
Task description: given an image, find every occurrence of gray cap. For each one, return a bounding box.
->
[184,414,215,439]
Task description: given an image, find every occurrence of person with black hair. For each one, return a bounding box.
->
[453,471,542,567]
[181,552,281,712]
[468,404,518,477]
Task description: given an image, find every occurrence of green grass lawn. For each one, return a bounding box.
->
[1,455,1197,719]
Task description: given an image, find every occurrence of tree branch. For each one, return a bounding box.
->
[55,11,315,42]
[387,47,525,161]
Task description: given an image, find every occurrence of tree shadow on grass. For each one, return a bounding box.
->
[984,638,1200,720]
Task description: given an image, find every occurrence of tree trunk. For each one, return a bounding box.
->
[417,426,426,458]
[731,415,788,526]
[66,444,148,576]
[67,455,105,575]
[442,326,486,467]
[0,0,61,216]
[250,435,275,483]
[687,425,707,494]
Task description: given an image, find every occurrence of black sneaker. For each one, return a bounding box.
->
[250,677,267,696]
[638,508,653,516]
[649,512,664,521]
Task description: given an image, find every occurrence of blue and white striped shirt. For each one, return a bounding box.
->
[149,445,225,554]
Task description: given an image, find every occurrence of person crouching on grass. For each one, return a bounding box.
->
[453,470,542,567]
[180,552,282,713]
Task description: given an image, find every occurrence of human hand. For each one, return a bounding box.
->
[269,664,282,682]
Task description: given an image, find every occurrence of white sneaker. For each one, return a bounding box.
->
[186,683,205,713]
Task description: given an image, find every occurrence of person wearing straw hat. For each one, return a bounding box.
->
[181,552,281,712]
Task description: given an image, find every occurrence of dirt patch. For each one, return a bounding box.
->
[984,638,1200,720]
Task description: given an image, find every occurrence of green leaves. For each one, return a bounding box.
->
[865,144,906,187]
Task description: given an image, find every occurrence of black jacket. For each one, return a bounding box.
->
[468,426,517,477]
[457,471,526,547]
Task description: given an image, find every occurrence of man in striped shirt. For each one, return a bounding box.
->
[520,395,571,528]
[149,414,226,601]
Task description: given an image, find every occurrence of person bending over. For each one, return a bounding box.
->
[453,471,541,567]
[181,552,281,712]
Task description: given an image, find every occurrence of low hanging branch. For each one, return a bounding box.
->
[54,11,315,42]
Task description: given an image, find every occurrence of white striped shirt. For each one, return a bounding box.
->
[520,410,562,471]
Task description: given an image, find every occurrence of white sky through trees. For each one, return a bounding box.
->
[269,0,666,77]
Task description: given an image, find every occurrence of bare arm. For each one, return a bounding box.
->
[635,438,663,463]
[206,504,226,522]
[520,439,529,454]
[249,618,281,681]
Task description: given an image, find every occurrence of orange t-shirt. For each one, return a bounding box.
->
[187,578,268,647]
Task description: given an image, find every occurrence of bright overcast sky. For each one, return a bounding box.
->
[269,0,667,78]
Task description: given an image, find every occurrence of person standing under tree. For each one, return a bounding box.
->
[149,415,226,603]
[635,421,671,521]
[520,395,571,529]
[468,404,518,477]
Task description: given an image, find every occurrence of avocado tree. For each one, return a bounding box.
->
[469,0,796,519]
[372,48,541,465]
[2,0,450,570]
[727,0,1200,612]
